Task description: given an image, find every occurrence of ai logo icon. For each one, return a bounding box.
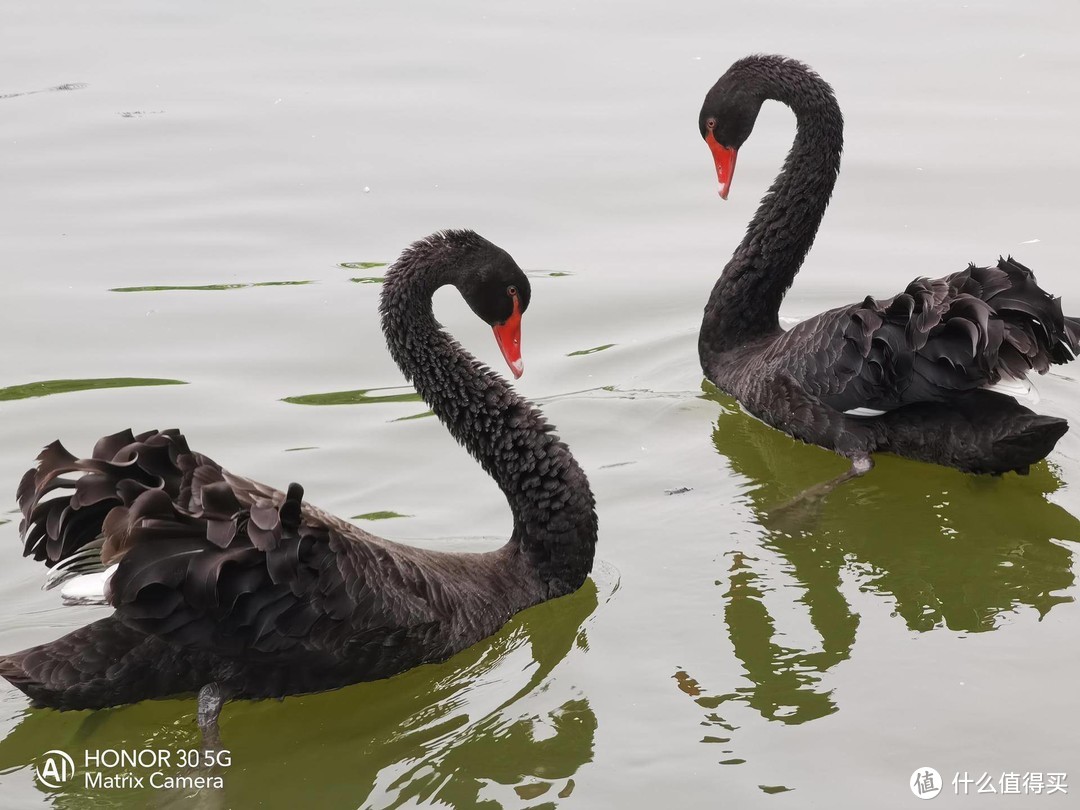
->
[911,767,943,800]
[35,750,75,788]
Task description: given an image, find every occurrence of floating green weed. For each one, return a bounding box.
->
[352,511,410,521]
[339,262,387,270]
[282,386,421,406]
[0,378,187,401]
[567,344,615,357]
[393,410,435,422]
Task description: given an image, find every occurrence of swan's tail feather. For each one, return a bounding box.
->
[0,618,202,710]
[990,414,1069,474]
[883,391,1068,474]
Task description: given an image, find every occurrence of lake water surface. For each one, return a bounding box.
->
[3,1,1080,807]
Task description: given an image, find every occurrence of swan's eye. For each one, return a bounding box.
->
[507,285,518,297]
[706,118,717,131]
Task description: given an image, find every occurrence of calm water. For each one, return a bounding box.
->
[3,1,1080,807]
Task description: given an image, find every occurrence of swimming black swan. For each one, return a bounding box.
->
[0,230,597,744]
[698,54,1080,487]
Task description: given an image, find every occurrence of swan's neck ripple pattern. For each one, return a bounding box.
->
[700,59,844,363]
[380,237,597,597]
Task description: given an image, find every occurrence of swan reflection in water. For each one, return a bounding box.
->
[0,573,610,809]
[679,384,1077,730]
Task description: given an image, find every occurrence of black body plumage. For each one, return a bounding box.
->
[0,230,597,711]
[699,56,1080,473]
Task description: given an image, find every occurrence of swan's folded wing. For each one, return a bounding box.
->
[105,489,433,660]
[767,258,1080,413]
[18,429,443,665]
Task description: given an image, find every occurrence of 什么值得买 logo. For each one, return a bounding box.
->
[911,766,943,799]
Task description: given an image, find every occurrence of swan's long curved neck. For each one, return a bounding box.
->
[380,246,597,595]
[700,78,843,363]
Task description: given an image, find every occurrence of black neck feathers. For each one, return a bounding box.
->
[700,56,844,360]
[379,231,597,595]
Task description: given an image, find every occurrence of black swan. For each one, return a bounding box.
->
[698,54,1080,488]
[0,230,597,744]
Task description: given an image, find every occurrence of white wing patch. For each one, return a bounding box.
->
[844,407,887,417]
[984,374,1040,405]
[59,564,119,606]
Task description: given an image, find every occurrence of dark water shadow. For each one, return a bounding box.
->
[0,579,606,809]
[0,83,87,101]
[693,382,1079,727]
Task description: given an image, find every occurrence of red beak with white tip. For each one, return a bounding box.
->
[492,295,524,379]
[706,131,738,199]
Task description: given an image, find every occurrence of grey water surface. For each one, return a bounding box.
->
[2,1,1080,807]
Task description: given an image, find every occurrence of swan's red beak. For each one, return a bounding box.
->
[492,296,524,379]
[706,132,737,200]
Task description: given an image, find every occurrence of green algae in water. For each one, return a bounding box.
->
[393,410,435,422]
[339,261,387,270]
[282,386,421,406]
[514,783,550,801]
[0,377,187,402]
[352,511,410,521]
[349,277,384,284]
[567,344,615,357]
[110,281,314,292]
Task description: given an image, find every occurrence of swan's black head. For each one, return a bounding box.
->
[436,230,532,378]
[698,56,776,199]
